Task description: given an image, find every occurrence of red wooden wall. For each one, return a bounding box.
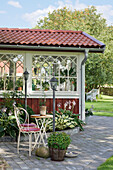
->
[0,98,79,114]
[27,98,79,114]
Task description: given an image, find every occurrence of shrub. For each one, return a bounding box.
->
[0,91,35,138]
[0,109,18,138]
[47,132,71,150]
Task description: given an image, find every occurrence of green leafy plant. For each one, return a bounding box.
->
[55,113,77,130]
[39,98,46,106]
[85,108,93,117]
[0,91,24,114]
[0,91,35,138]
[58,108,85,131]
[47,132,71,150]
[42,81,49,91]
[18,103,35,123]
[46,108,84,132]
[0,110,18,138]
[6,78,13,90]
[16,77,23,87]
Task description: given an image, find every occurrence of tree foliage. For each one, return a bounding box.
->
[35,6,113,90]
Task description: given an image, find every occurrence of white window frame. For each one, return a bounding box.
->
[0,51,25,92]
[25,51,80,99]
[0,51,82,99]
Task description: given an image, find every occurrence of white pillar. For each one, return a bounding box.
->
[81,63,85,121]
[78,53,85,121]
[24,53,32,95]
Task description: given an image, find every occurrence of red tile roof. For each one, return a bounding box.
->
[0,28,105,51]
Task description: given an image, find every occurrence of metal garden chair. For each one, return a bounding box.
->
[14,105,41,156]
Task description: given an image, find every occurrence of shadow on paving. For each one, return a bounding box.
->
[0,116,113,170]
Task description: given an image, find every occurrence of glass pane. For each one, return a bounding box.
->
[32,65,41,76]
[32,55,77,92]
[15,77,23,91]
[0,54,24,91]
[68,63,77,77]
[0,77,4,90]
[32,78,41,91]
[52,63,59,76]
[41,63,50,77]
[69,78,77,91]
[42,80,49,91]
[60,78,68,91]
[16,61,24,76]
[5,77,14,90]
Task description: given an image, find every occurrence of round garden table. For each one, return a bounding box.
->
[31,114,53,147]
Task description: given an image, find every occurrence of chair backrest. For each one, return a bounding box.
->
[14,105,29,130]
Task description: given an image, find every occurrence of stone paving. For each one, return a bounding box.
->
[1,115,113,170]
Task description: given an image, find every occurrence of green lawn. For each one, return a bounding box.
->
[97,155,113,170]
[85,95,113,116]
[94,112,113,117]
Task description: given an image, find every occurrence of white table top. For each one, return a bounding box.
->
[31,114,53,118]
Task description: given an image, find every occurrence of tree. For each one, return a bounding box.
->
[35,6,106,37]
[35,6,113,90]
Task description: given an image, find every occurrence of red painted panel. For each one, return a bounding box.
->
[27,98,32,108]
[29,98,79,114]
[46,99,51,114]
[0,97,79,115]
[31,98,38,113]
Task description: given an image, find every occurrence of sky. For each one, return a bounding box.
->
[0,0,113,28]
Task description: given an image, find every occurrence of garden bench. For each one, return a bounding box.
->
[86,89,99,101]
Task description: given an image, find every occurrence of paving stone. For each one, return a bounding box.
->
[0,116,113,169]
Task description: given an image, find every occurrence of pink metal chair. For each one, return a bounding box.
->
[14,105,40,156]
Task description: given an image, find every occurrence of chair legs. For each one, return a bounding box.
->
[17,132,40,156]
[29,133,32,156]
[17,131,21,154]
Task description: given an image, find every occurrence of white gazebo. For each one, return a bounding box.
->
[0,28,105,121]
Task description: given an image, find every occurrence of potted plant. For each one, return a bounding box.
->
[42,81,49,91]
[85,108,93,124]
[39,92,46,116]
[47,132,71,161]
[16,78,23,91]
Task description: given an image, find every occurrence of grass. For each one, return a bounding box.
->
[97,155,113,170]
[94,112,113,117]
[85,95,113,116]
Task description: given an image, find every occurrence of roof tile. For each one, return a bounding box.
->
[0,28,105,48]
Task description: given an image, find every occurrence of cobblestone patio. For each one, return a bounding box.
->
[0,116,113,170]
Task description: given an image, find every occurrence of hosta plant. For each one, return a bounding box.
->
[46,108,84,132]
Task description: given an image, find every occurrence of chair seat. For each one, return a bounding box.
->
[21,127,40,132]
[20,123,36,127]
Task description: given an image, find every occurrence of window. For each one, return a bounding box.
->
[0,54,24,91]
[32,55,77,92]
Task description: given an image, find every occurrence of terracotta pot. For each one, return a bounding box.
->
[18,87,22,91]
[40,106,46,116]
[49,147,66,161]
